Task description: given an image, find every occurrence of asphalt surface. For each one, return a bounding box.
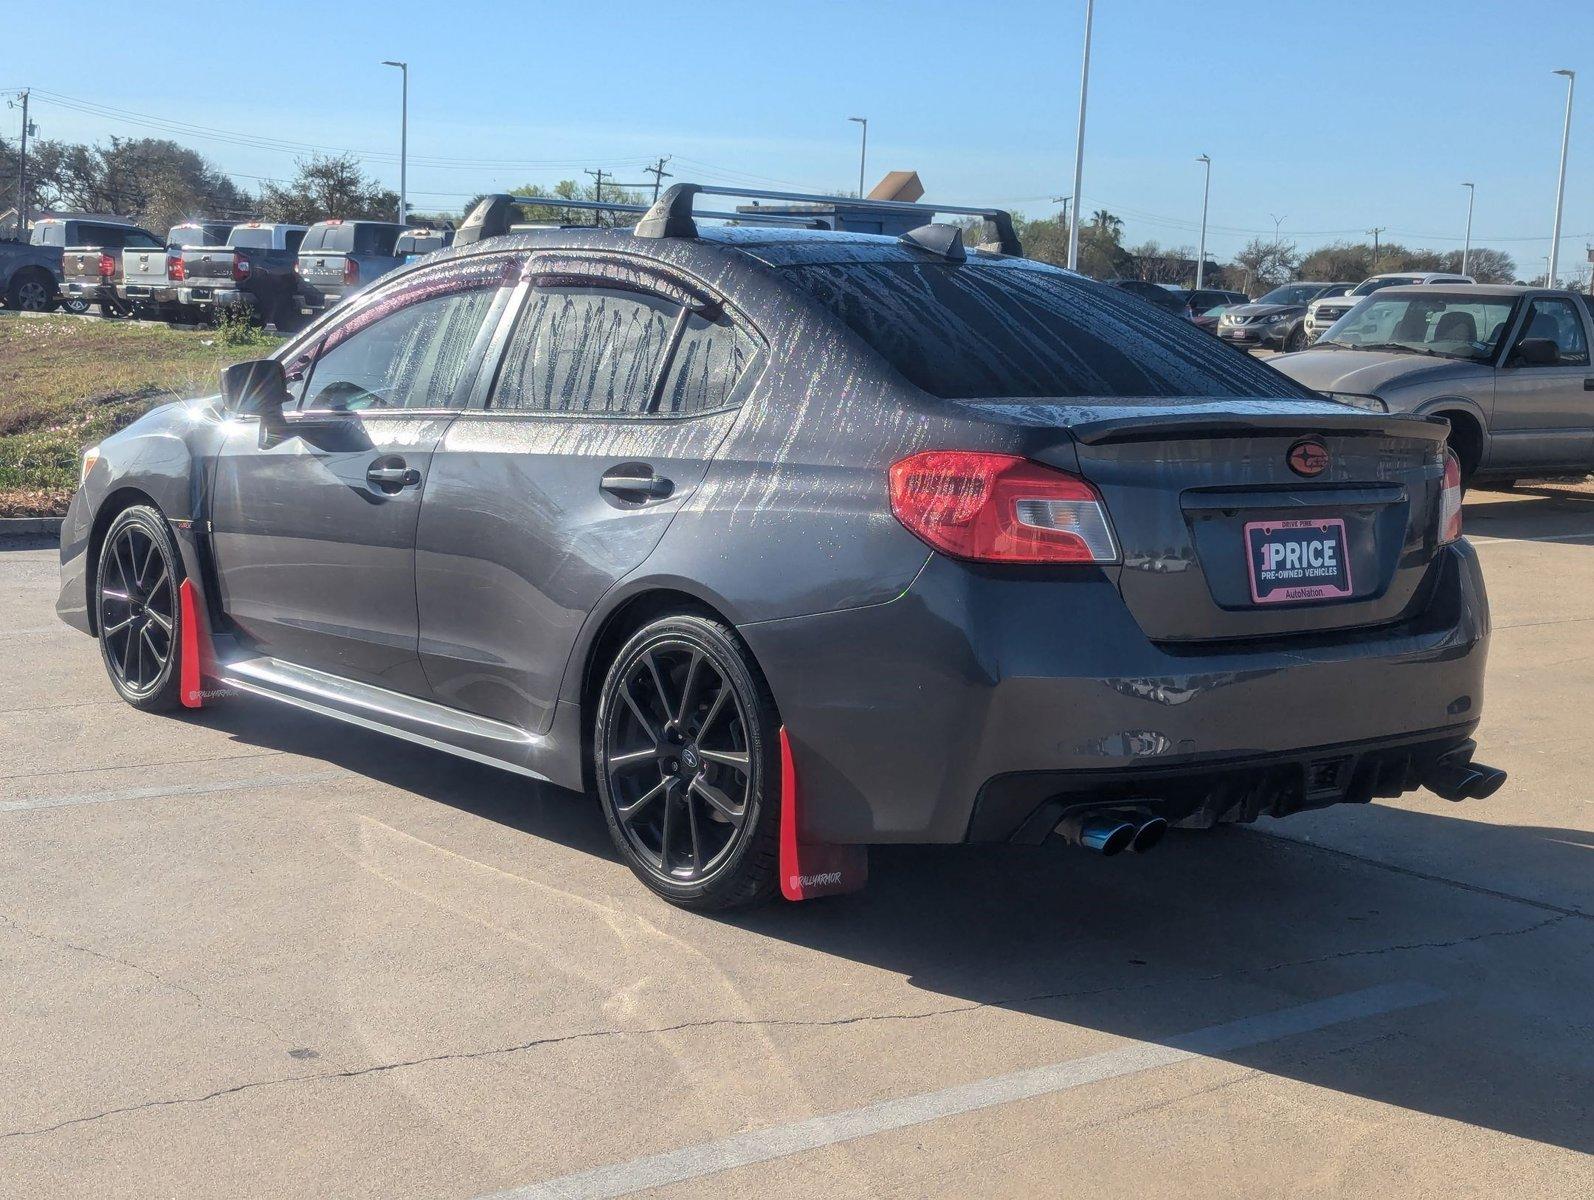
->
[1,487,1590,1199]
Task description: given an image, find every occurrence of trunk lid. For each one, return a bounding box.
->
[181,246,237,282]
[296,250,349,288]
[122,246,171,289]
[976,397,1451,642]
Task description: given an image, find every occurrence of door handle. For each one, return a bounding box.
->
[1583,378,1594,391]
[366,459,421,492]
[600,464,673,500]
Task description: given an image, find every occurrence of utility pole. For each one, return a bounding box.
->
[1367,226,1386,264]
[9,89,32,238]
[1066,0,1095,272]
[1549,69,1576,286]
[380,62,408,226]
[1461,182,1475,276]
[1195,154,1211,289]
[1050,195,1072,232]
[847,117,868,197]
[644,157,673,202]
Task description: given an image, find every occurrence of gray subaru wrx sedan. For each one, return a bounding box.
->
[55,184,1503,910]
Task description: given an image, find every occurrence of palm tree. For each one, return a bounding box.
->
[1090,209,1123,237]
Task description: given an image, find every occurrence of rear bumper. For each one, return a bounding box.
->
[122,283,177,304]
[64,280,116,302]
[740,542,1490,845]
[177,286,254,309]
[298,285,346,314]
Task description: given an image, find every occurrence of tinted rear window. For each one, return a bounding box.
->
[783,261,1313,400]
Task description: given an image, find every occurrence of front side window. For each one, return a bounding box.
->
[299,284,500,412]
[1518,298,1590,365]
[491,286,679,415]
[1321,294,1517,361]
[1258,284,1321,306]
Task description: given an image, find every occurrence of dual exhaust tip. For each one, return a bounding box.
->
[1424,759,1507,803]
[1054,811,1168,857]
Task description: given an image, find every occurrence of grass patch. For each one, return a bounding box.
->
[0,313,267,516]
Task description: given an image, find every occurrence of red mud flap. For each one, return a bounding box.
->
[778,727,867,901]
[178,578,209,708]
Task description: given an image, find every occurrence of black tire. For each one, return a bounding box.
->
[6,270,56,312]
[95,506,186,712]
[595,614,781,910]
[1284,325,1306,353]
[61,296,92,316]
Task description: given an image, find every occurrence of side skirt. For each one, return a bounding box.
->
[216,655,558,783]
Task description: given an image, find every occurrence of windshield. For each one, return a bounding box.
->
[1350,275,1425,297]
[782,259,1315,400]
[1258,284,1323,306]
[1320,294,1517,361]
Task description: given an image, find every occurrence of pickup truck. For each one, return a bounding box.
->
[0,237,62,312]
[296,219,405,317]
[178,222,307,329]
[121,221,234,319]
[396,226,454,264]
[37,217,164,316]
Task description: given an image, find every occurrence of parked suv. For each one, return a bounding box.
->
[56,184,1502,910]
[35,216,164,316]
[1305,272,1474,343]
[1111,280,1246,321]
[396,226,455,264]
[178,222,307,329]
[296,219,405,316]
[1219,281,1356,352]
[1275,284,1594,485]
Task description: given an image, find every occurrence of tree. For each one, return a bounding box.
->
[1233,235,1300,292]
[14,136,248,233]
[260,154,399,225]
[1124,239,1199,285]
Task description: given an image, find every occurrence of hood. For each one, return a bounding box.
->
[1268,348,1490,394]
[1225,302,1302,320]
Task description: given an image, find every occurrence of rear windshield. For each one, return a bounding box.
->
[396,232,447,255]
[302,223,398,255]
[229,227,275,249]
[33,222,65,246]
[168,224,225,247]
[782,260,1313,400]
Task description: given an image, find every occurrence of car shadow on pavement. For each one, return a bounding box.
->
[194,694,1592,1158]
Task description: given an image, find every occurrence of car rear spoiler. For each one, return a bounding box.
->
[1064,408,1452,447]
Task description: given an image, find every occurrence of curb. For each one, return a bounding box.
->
[0,517,63,537]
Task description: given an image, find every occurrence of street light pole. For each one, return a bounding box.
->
[1549,69,1575,286]
[1195,154,1211,289]
[381,61,408,226]
[848,117,867,197]
[1461,182,1475,277]
[1066,0,1094,272]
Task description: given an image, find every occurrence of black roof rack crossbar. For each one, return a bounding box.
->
[454,193,827,245]
[634,183,1023,256]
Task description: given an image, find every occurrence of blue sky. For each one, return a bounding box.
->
[6,0,1591,277]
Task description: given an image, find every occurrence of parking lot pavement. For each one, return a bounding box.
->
[0,491,1590,1200]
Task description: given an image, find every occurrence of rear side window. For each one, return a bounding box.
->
[491,287,678,415]
[284,228,306,253]
[354,224,399,255]
[84,225,125,249]
[658,314,759,415]
[784,261,1313,400]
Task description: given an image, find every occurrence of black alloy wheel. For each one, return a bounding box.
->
[96,506,184,710]
[596,615,781,909]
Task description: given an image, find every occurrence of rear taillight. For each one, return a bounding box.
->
[232,254,251,282]
[167,253,184,282]
[343,258,359,286]
[1438,449,1463,544]
[888,451,1119,564]
[97,252,115,278]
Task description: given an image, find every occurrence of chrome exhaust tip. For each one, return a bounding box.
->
[1130,816,1168,853]
[1055,813,1138,857]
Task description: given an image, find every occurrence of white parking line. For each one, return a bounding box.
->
[476,982,1442,1200]
[1468,531,1594,545]
[0,771,342,815]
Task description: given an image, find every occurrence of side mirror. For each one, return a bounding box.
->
[220,358,290,417]
[1511,337,1560,367]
